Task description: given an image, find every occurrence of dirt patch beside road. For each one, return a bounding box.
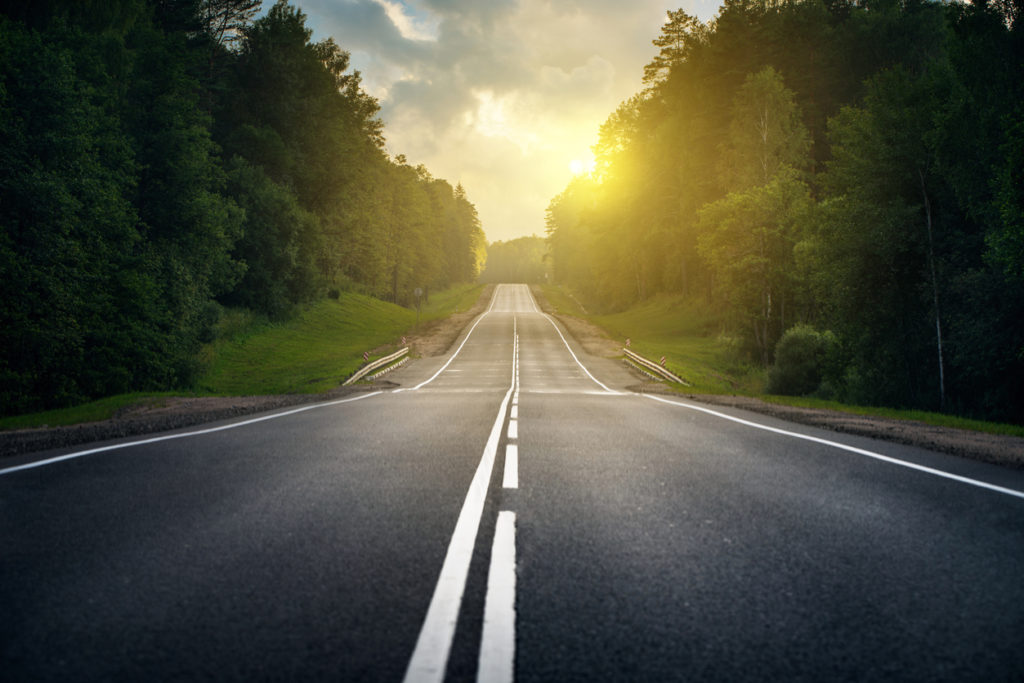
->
[529,285,621,358]
[404,284,493,357]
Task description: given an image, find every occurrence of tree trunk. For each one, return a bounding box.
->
[919,169,946,410]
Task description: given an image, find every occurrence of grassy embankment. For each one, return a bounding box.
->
[540,284,1024,438]
[540,285,762,394]
[0,284,484,431]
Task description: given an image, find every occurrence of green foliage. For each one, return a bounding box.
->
[545,0,1024,423]
[722,67,812,189]
[218,3,484,310]
[222,158,320,317]
[766,324,837,396]
[0,17,143,412]
[0,0,487,416]
[989,111,1024,283]
[1,284,483,429]
[698,170,813,363]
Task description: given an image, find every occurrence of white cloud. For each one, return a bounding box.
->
[372,0,440,41]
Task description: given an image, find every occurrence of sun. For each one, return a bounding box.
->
[568,157,595,176]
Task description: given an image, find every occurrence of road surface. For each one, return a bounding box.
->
[2,284,1023,681]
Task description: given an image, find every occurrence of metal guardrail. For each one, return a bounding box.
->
[623,348,689,385]
[369,356,410,381]
[343,347,410,386]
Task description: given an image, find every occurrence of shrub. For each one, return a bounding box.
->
[767,324,837,395]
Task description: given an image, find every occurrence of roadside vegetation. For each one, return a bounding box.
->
[545,0,1024,425]
[1,1,486,419]
[541,284,1024,439]
[0,284,482,431]
[544,286,762,395]
[197,284,482,395]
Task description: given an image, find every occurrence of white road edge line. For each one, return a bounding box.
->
[403,330,517,683]
[399,286,502,393]
[477,511,516,683]
[0,391,385,477]
[524,288,618,395]
[644,394,1024,500]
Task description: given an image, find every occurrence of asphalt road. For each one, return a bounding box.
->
[2,284,1023,682]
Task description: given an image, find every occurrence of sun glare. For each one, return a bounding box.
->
[569,157,595,176]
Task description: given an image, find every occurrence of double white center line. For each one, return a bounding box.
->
[404,317,520,683]
[480,321,520,682]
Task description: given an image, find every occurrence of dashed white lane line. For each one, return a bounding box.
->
[503,444,518,490]
[644,394,1024,500]
[477,511,517,683]
[507,420,518,440]
[510,405,518,420]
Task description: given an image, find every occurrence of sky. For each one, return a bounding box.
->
[291,0,720,243]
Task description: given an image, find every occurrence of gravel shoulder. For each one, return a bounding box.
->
[4,283,1023,469]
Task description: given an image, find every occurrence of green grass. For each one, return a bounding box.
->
[540,284,1023,437]
[541,286,763,395]
[2,284,484,430]
[0,393,185,431]
[198,284,483,395]
[538,285,589,318]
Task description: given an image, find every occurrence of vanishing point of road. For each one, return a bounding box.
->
[3,284,1023,681]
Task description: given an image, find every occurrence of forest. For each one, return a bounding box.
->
[546,0,1024,422]
[0,0,487,415]
[479,236,547,284]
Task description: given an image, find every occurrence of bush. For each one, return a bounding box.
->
[767,324,837,395]
[197,301,224,344]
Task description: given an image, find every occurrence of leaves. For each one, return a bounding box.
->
[545,0,1024,420]
[0,1,486,415]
